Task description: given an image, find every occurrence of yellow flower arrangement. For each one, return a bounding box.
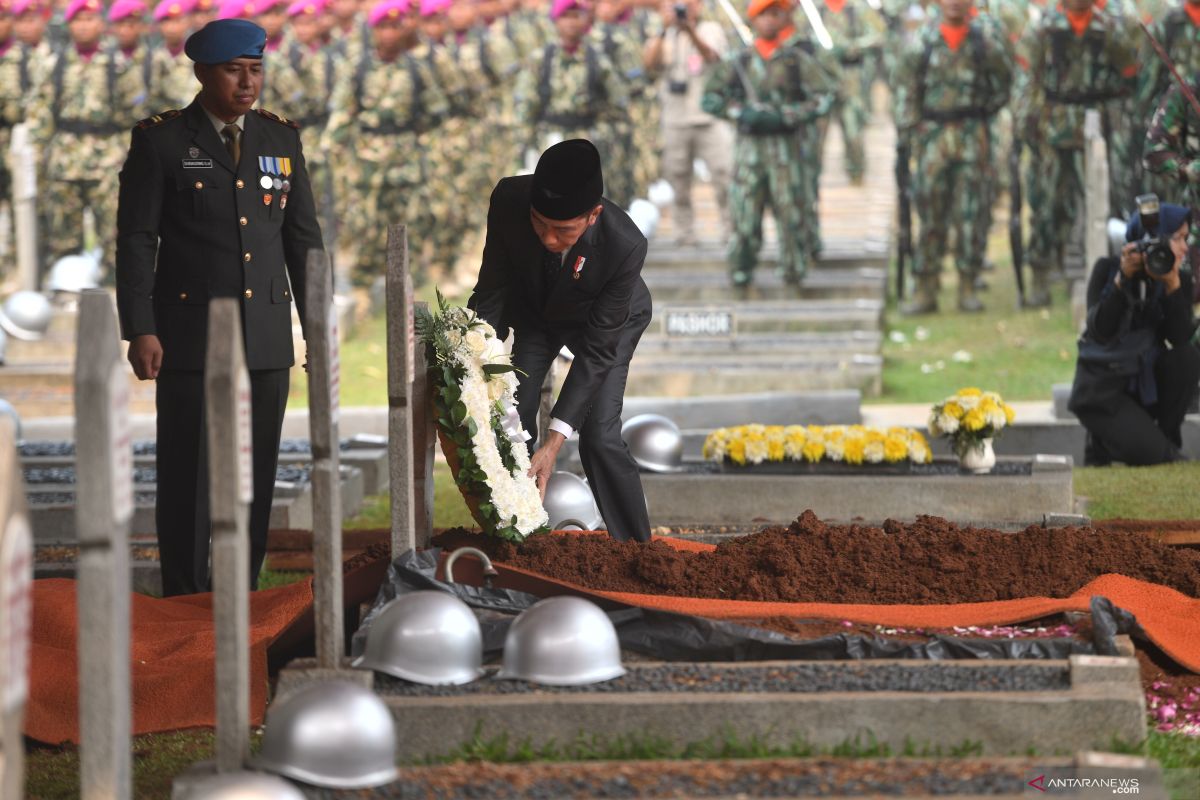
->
[703,424,932,466]
[928,387,1016,458]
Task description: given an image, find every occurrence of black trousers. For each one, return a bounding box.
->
[155,367,290,596]
[1072,345,1200,466]
[512,316,652,543]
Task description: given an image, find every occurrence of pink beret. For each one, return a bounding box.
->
[11,0,48,16]
[419,0,449,16]
[549,0,587,19]
[109,0,147,20]
[64,0,102,20]
[367,0,409,25]
[153,0,195,19]
[286,0,325,15]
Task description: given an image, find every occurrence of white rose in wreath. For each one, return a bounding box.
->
[487,377,506,402]
[481,336,507,363]
[464,330,488,356]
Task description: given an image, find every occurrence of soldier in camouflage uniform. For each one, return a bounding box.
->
[0,0,18,234]
[1017,0,1137,306]
[110,0,154,114]
[514,0,630,195]
[817,0,885,186]
[149,0,200,111]
[591,0,643,206]
[284,0,341,236]
[1133,0,1200,204]
[321,0,448,285]
[327,0,368,61]
[893,0,1013,314]
[1144,63,1200,283]
[445,0,519,218]
[701,0,836,293]
[413,0,473,277]
[29,0,146,273]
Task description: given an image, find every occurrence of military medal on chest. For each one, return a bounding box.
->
[572,255,585,280]
[257,155,294,209]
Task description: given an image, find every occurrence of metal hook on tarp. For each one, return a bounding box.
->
[444,547,499,589]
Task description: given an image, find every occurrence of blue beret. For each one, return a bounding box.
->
[184,19,266,64]
[1127,203,1191,242]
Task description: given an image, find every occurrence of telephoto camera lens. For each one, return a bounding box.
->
[1143,242,1176,277]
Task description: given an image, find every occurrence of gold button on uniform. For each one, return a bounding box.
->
[243,252,252,262]
[239,216,248,226]
[235,179,245,189]
[193,181,203,190]
[179,292,188,300]
[244,289,253,299]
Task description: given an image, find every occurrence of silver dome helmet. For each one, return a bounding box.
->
[0,291,52,340]
[496,596,625,686]
[621,414,684,473]
[253,681,398,789]
[542,471,602,530]
[179,771,307,800]
[352,591,484,685]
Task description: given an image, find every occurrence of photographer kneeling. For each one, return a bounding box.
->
[1069,198,1200,466]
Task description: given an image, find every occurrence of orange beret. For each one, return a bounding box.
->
[747,0,790,18]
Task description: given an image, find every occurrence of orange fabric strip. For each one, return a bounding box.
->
[754,23,795,59]
[825,0,845,13]
[940,22,969,52]
[1066,7,1093,37]
[1187,3,1200,28]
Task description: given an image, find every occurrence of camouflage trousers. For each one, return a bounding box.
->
[43,175,119,271]
[911,147,991,276]
[817,66,869,182]
[728,132,815,286]
[1105,99,1141,218]
[596,120,635,209]
[419,119,475,277]
[629,92,660,198]
[660,121,733,242]
[1025,142,1084,275]
[346,141,427,287]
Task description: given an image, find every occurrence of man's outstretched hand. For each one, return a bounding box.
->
[528,430,567,500]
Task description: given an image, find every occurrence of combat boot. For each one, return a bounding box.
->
[1026,270,1052,308]
[957,274,985,313]
[901,274,939,315]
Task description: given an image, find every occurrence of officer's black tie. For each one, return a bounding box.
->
[221,123,241,167]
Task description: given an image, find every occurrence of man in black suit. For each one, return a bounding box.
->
[115,18,323,595]
[469,139,653,543]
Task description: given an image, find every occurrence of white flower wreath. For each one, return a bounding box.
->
[417,295,549,541]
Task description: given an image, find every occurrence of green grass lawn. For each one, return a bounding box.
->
[878,226,1078,404]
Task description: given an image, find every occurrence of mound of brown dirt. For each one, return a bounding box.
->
[432,511,1200,605]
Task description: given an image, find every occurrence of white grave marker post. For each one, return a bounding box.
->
[385,224,416,556]
[0,418,32,800]
[410,301,435,548]
[73,290,132,800]
[1083,109,1110,274]
[205,299,252,771]
[9,125,39,291]
[306,250,344,668]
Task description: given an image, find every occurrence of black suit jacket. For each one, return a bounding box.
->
[469,175,652,430]
[115,100,323,371]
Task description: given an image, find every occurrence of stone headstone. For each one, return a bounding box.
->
[0,417,31,800]
[9,124,40,291]
[305,250,344,668]
[73,290,131,799]
[1084,109,1109,279]
[386,224,416,556]
[205,299,251,772]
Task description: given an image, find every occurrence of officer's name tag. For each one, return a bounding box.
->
[182,158,213,169]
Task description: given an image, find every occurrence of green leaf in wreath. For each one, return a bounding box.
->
[466,417,478,437]
[482,364,517,375]
[478,502,494,516]
[450,401,468,426]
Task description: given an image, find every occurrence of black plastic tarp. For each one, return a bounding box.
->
[351,548,1140,663]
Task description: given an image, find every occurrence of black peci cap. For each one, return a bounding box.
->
[530,139,604,221]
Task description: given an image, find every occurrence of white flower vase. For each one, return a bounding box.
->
[958,438,995,474]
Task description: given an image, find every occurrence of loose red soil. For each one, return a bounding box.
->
[432,511,1200,605]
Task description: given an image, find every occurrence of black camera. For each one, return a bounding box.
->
[1134,193,1176,277]
[673,2,687,21]
[668,79,688,94]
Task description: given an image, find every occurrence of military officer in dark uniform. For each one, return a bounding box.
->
[469,139,653,544]
[115,18,323,596]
